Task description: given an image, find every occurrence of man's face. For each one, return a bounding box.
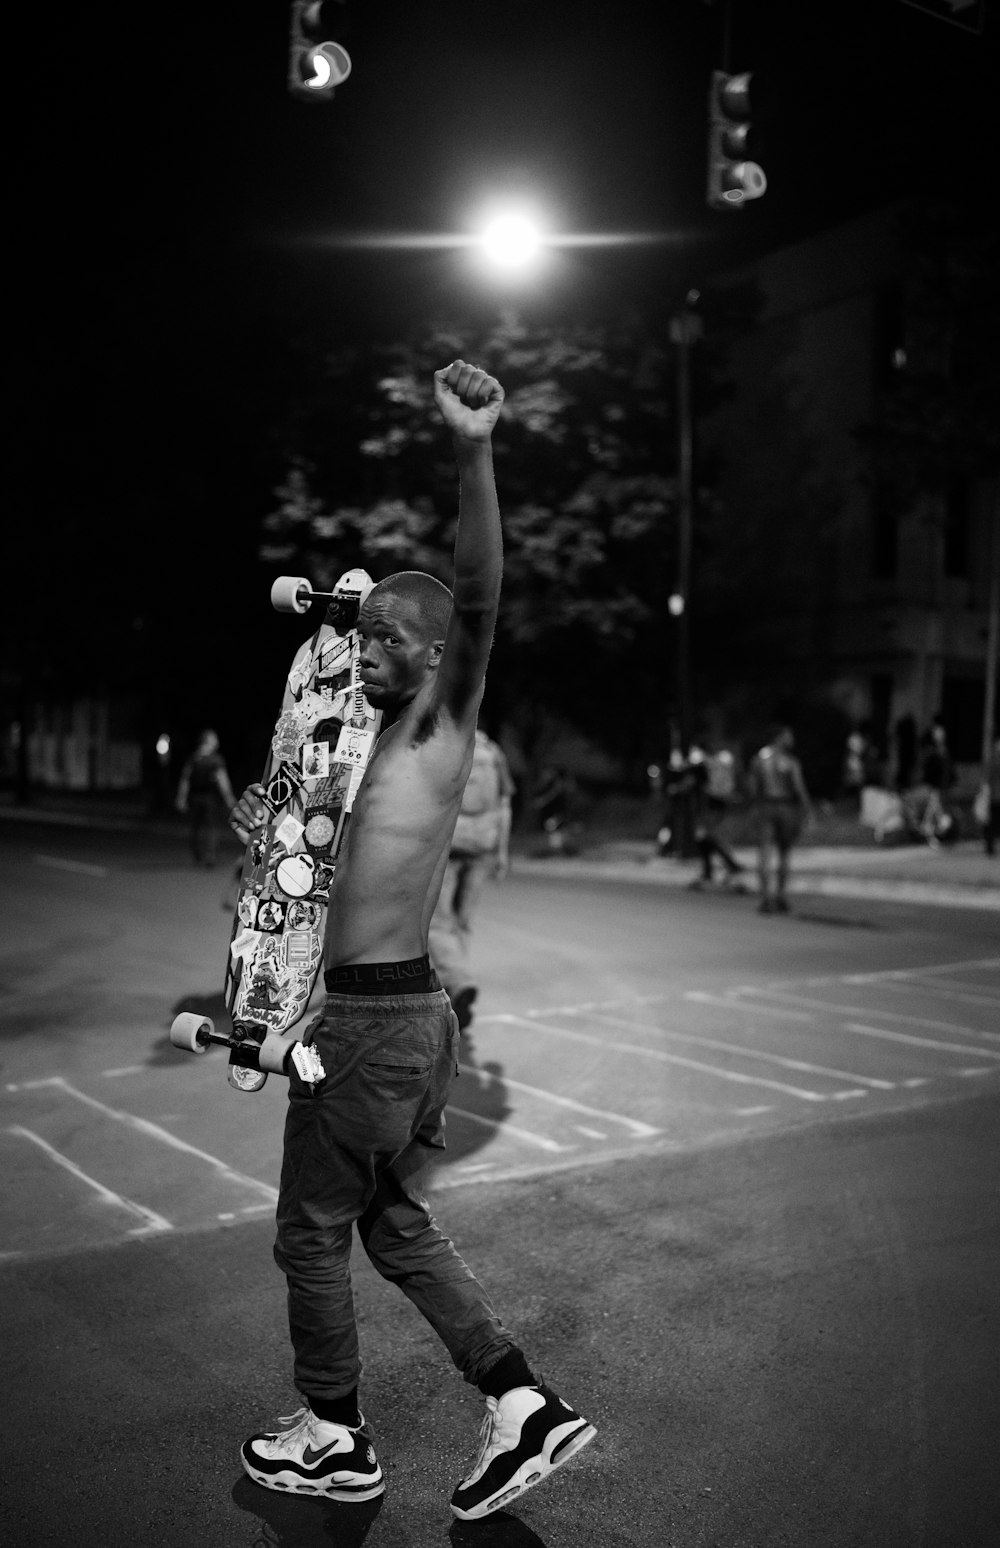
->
[357,594,441,710]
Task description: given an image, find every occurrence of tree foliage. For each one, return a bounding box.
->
[261,312,689,751]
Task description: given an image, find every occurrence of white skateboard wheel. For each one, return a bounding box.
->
[271,576,312,615]
[258,1032,293,1075]
[334,568,375,604]
[170,1012,212,1053]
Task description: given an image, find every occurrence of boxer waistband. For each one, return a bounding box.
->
[324,955,439,995]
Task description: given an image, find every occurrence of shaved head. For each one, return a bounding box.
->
[367,571,453,643]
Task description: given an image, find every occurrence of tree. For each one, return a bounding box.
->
[260,311,701,762]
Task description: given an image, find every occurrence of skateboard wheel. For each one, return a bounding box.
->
[271,576,312,615]
[170,1012,213,1053]
[258,1032,293,1075]
[335,568,375,604]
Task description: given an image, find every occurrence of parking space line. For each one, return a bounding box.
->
[492,1013,835,1102]
[578,1009,898,1090]
[739,986,984,1038]
[685,991,814,1022]
[875,978,1000,1017]
[8,1126,172,1235]
[811,956,1000,988]
[457,1062,661,1138]
[11,1077,278,1201]
[447,1104,572,1152]
[843,1023,1000,1060]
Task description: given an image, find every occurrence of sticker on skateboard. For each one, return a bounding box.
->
[170,570,381,1090]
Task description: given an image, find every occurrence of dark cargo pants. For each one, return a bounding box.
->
[273,988,515,1403]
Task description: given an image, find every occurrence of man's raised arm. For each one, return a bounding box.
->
[432,360,505,721]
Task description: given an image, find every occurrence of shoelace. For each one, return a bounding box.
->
[264,1406,315,1452]
[467,1398,504,1475]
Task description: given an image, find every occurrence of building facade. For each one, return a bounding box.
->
[701,205,998,788]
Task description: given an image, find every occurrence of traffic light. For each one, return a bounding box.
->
[288,1,352,102]
[706,70,767,210]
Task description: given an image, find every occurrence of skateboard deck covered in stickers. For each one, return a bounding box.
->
[170,570,381,1091]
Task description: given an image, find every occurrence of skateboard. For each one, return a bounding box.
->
[170,569,381,1091]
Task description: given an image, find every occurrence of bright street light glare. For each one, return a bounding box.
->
[479,213,545,272]
[307,53,333,88]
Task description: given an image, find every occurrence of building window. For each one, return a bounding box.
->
[944,475,970,578]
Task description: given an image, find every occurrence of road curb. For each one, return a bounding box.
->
[509,856,1000,911]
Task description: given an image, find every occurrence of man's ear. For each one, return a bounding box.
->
[427,639,445,670]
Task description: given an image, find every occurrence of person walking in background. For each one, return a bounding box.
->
[175,729,237,868]
[531,762,576,853]
[748,725,813,914]
[917,718,956,846]
[429,725,514,1030]
[688,741,746,890]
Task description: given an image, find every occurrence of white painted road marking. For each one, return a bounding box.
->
[579,1008,898,1091]
[447,1104,572,1152]
[490,1013,840,1102]
[457,1061,661,1138]
[843,1023,1000,1061]
[8,1125,172,1235]
[739,986,988,1039]
[8,1077,279,1200]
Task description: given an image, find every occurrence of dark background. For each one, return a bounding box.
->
[8,0,996,781]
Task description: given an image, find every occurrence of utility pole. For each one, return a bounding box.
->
[669,292,702,758]
[982,493,999,768]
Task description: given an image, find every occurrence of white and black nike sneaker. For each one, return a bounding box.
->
[450,1383,596,1520]
[241,1406,384,1500]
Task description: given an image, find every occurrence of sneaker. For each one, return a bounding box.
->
[452,986,478,1031]
[450,1384,596,1521]
[240,1406,384,1501]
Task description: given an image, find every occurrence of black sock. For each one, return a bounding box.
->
[308,1388,361,1428]
[478,1349,539,1400]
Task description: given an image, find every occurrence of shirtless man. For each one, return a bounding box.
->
[229,361,595,1521]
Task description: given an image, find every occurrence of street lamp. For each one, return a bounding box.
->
[471,204,550,280]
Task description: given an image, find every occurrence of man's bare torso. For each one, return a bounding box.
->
[324,692,476,967]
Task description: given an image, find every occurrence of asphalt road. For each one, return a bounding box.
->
[1,818,998,1547]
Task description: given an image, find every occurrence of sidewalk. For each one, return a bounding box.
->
[3,789,998,910]
[512,836,1000,911]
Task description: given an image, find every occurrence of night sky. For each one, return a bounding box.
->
[8,0,996,752]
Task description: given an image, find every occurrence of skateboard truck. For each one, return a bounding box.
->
[271,572,372,624]
[169,1013,326,1089]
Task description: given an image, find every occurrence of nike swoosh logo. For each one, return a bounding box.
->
[301,1441,346,1466]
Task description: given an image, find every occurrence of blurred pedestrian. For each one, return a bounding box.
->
[917,718,956,846]
[429,726,514,1030]
[748,726,813,914]
[176,729,237,868]
[532,763,576,853]
[688,742,746,890]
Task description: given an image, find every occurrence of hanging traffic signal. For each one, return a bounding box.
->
[288,1,352,102]
[706,71,767,210]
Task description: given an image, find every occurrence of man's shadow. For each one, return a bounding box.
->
[443,1021,512,1166]
[232,1476,549,1546]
